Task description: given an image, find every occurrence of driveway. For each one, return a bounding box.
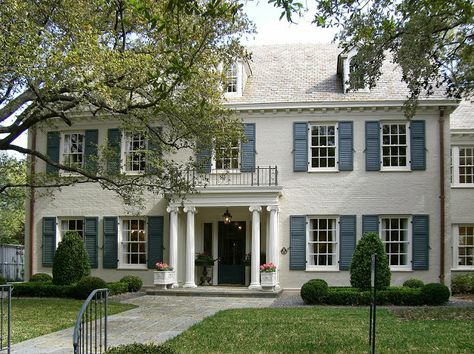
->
[11,295,274,354]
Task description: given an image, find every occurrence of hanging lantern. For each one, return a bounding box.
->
[222,208,232,224]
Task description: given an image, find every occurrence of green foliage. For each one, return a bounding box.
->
[350,232,391,291]
[0,0,252,205]
[0,154,26,244]
[107,282,129,296]
[30,273,53,283]
[300,279,329,304]
[421,283,451,305]
[74,276,107,299]
[323,287,424,306]
[271,0,474,116]
[105,343,177,354]
[403,278,425,289]
[451,274,474,294]
[120,275,143,292]
[52,231,91,285]
[12,282,75,298]
[0,276,6,285]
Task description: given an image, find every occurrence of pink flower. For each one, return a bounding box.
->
[155,262,173,271]
[260,262,276,273]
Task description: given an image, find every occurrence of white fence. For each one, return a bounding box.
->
[0,244,24,281]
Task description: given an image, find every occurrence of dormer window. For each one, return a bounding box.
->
[225,63,238,93]
[337,48,369,93]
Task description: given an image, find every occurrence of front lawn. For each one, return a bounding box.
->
[166,307,474,353]
[9,298,136,344]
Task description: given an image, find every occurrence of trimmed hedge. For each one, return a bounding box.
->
[74,276,107,299]
[421,283,450,305]
[451,274,474,294]
[301,279,329,304]
[107,282,129,296]
[53,231,90,285]
[403,278,424,289]
[30,273,53,283]
[120,275,143,292]
[105,343,177,354]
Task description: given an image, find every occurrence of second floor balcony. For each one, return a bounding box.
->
[186,166,278,187]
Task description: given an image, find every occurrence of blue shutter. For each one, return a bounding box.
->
[46,132,60,174]
[412,215,429,270]
[107,129,121,174]
[362,215,379,235]
[293,122,308,172]
[338,121,353,171]
[365,121,380,171]
[103,217,118,269]
[410,120,426,170]
[42,217,56,267]
[146,127,162,175]
[241,123,256,172]
[84,130,99,173]
[196,146,211,173]
[339,215,356,270]
[84,217,98,268]
[147,216,164,269]
[289,216,306,270]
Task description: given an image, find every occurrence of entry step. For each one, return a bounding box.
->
[143,285,282,298]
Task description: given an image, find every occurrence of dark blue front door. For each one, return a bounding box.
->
[218,221,246,285]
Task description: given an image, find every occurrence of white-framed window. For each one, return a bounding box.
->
[380,216,411,270]
[306,217,338,270]
[452,146,474,186]
[61,132,85,169]
[225,63,238,93]
[453,225,474,269]
[308,123,338,171]
[57,218,84,246]
[122,132,147,173]
[213,138,240,171]
[381,122,410,170]
[119,218,147,268]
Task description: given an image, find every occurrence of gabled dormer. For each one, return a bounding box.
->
[224,60,251,98]
[337,46,369,93]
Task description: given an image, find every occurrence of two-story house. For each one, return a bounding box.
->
[25,43,460,289]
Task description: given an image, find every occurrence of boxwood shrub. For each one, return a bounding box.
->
[301,279,329,304]
[107,281,129,296]
[53,231,90,285]
[12,282,75,298]
[403,278,424,289]
[30,273,53,283]
[421,283,450,305]
[74,276,107,299]
[120,275,143,292]
[105,343,176,354]
[451,274,474,294]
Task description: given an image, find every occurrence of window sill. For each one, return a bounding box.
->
[451,185,474,189]
[305,268,339,272]
[390,268,413,272]
[307,169,339,173]
[117,266,148,271]
[122,171,146,176]
[211,169,241,174]
[451,267,474,272]
[380,168,411,172]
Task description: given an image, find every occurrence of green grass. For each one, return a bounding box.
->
[9,298,136,344]
[166,307,474,353]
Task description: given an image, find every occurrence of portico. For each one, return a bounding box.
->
[166,188,281,290]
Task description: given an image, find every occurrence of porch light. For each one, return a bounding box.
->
[222,208,232,224]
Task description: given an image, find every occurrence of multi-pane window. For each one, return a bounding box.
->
[225,63,238,93]
[452,146,474,185]
[381,123,409,169]
[381,217,410,268]
[124,133,147,173]
[456,226,474,267]
[309,124,337,170]
[214,139,240,170]
[60,218,84,239]
[307,218,337,268]
[121,218,146,266]
[62,133,84,168]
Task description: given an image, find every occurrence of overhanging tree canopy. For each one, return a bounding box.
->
[0,0,253,203]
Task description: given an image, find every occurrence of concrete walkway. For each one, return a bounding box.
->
[11,295,274,354]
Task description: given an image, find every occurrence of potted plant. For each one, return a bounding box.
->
[260,262,277,290]
[153,262,175,289]
[195,253,215,267]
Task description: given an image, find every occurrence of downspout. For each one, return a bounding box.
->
[28,127,37,280]
[438,107,445,285]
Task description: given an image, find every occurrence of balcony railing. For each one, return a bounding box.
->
[186,166,278,187]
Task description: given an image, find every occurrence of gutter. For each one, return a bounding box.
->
[28,127,37,280]
[438,107,445,284]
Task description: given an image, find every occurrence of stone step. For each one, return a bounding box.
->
[143,285,282,298]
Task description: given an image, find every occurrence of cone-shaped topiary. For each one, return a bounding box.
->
[53,231,90,285]
[350,232,391,291]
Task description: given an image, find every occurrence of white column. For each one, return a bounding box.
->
[166,206,179,288]
[249,205,262,290]
[183,206,197,288]
[267,205,280,289]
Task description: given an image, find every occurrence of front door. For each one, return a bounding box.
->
[218,221,246,284]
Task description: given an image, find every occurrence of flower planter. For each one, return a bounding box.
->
[153,270,176,290]
[260,272,277,291]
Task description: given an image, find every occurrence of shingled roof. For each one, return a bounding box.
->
[451,100,474,130]
[225,43,449,105]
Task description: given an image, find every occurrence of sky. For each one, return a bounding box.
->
[242,1,337,45]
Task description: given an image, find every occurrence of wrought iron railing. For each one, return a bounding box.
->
[0,285,12,354]
[73,288,108,354]
[187,166,278,187]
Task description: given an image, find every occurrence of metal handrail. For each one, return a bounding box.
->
[0,285,12,354]
[73,288,109,354]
